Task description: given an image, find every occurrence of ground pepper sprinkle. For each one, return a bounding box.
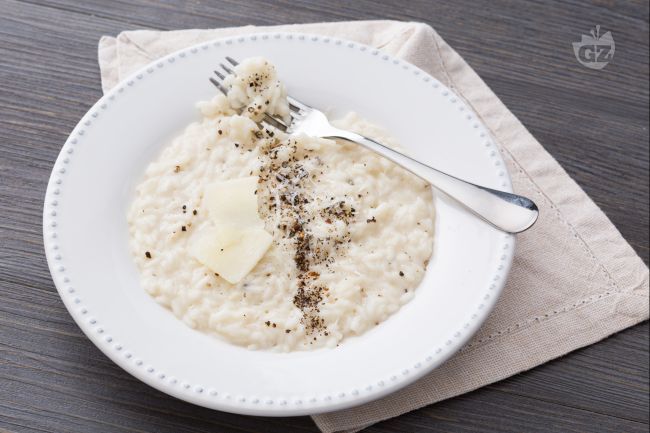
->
[255,133,357,337]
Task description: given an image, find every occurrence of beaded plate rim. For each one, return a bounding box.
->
[43,32,515,416]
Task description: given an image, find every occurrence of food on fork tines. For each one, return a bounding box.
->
[127,57,435,351]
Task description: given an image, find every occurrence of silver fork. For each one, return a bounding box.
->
[211,57,538,234]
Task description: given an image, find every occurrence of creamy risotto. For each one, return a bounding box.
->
[128,58,435,351]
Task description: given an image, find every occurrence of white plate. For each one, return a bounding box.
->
[43,33,514,416]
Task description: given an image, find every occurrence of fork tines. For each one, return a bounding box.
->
[209,58,289,132]
[224,56,308,113]
[210,56,310,117]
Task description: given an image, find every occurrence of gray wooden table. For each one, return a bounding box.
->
[1,1,648,432]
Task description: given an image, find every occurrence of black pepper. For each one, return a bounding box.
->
[254,133,359,337]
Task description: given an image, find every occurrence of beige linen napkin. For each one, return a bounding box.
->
[98,21,649,433]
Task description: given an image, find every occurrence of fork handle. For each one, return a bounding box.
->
[324,128,539,234]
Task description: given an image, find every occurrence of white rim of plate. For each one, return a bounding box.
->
[43,32,515,416]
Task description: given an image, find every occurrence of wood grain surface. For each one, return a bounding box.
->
[0,0,648,432]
